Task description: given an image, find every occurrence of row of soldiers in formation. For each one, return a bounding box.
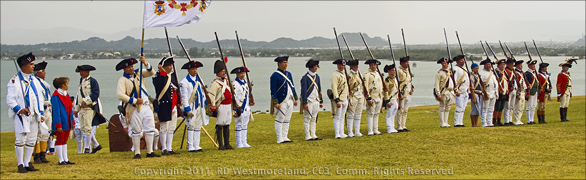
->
[6,52,576,173]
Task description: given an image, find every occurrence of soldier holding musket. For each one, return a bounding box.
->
[364,59,384,135]
[383,64,399,133]
[536,63,551,124]
[512,60,527,125]
[524,60,539,124]
[152,57,181,155]
[346,59,365,137]
[179,61,207,152]
[396,56,413,132]
[32,61,51,164]
[492,59,508,126]
[435,58,455,128]
[331,59,349,138]
[503,58,517,126]
[479,58,498,127]
[452,55,470,127]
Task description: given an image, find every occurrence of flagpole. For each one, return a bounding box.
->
[139,28,144,99]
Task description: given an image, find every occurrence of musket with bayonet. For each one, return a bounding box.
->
[454,31,476,102]
[359,32,387,92]
[164,27,184,117]
[235,31,255,107]
[486,41,506,95]
[532,39,552,98]
[341,34,369,99]
[439,28,457,101]
[477,41,490,100]
[214,32,241,117]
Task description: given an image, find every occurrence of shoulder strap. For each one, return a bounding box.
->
[157,75,172,101]
[275,70,294,88]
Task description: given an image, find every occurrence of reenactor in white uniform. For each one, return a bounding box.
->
[32,61,51,164]
[74,65,104,154]
[270,56,298,144]
[383,64,399,133]
[364,59,384,135]
[232,66,254,148]
[452,55,469,127]
[524,60,539,124]
[208,60,234,150]
[397,57,414,132]
[116,56,160,158]
[300,60,323,141]
[179,61,207,152]
[503,58,517,126]
[346,59,365,137]
[6,53,45,173]
[331,59,349,138]
[479,58,498,127]
[556,59,576,122]
[512,60,527,125]
[469,63,483,127]
[434,58,455,127]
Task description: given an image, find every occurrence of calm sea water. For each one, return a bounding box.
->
[1,56,583,132]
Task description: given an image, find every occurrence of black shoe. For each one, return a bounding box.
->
[188,150,197,153]
[397,129,404,132]
[25,163,39,171]
[161,150,171,155]
[39,152,49,163]
[58,161,68,165]
[84,148,90,154]
[18,164,27,173]
[133,154,141,159]
[146,152,160,157]
[315,138,323,140]
[91,145,102,154]
[403,129,410,132]
[34,154,42,164]
[168,150,180,155]
[196,149,204,152]
[65,161,75,165]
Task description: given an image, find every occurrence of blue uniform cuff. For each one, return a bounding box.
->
[129,98,135,104]
[185,106,192,113]
[13,105,21,113]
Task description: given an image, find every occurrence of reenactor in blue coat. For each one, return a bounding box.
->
[73,64,105,154]
[300,59,323,141]
[152,57,181,155]
[270,56,298,143]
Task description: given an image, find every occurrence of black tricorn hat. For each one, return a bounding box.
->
[496,59,506,65]
[214,60,225,74]
[332,59,346,65]
[75,65,96,72]
[115,58,138,71]
[230,66,250,74]
[526,60,537,65]
[346,59,359,66]
[506,58,516,64]
[17,52,36,67]
[181,61,203,70]
[559,58,578,68]
[479,58,493,65]
[399,56,410,62]
[305,59,320,68]
[384,64,396,72]
[34,61,48,71]
[274,56,289,63]
[437,57,453,64]
[452,55,465,61]
[514,60,525,65]
[539,63,549,68]
[364,59,381,65]
[159,57,175,67]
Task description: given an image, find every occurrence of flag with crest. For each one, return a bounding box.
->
[143,0,211,28]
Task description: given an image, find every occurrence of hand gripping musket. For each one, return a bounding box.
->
[215,32,241,117]
[359,32,387,92]
[503,42,520,92]
[485,41,506,94]
[176,35,218,148]
[477,41,491,100]
[164,27,183,117]
[455,31,476,102]
[386,35,402,98]
[235,31,255,107]
[439,28,457,101]
[341,34,369,99]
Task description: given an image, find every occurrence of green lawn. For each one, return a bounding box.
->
[1,96,585,179]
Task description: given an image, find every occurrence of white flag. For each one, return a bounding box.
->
[143,0,211,28]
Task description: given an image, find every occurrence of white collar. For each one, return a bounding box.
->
[190,74,197,81]
[350,69,359,73]
[57,88,67,96]
[307,70,316,76]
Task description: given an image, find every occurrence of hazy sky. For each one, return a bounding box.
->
[1,1,585,45]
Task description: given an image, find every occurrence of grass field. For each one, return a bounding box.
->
[1,96,585,179]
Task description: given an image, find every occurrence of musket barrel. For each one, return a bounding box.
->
[235,31,255,104]
[532,39,544,63]
[214,32,241,115]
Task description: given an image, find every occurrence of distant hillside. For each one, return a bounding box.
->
[0,33,388,53]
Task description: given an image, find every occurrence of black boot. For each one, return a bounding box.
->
[559,108,564,122]
[39,152,49,163]
[562,108,569,122]
[18,164,27,173]
[33,153,42,164]
[537,115,544,124]
[492,118,498,126]
[216,125,224,150]
[541,115,547,124]
[497,118,504,126]
[223,125,233,150]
